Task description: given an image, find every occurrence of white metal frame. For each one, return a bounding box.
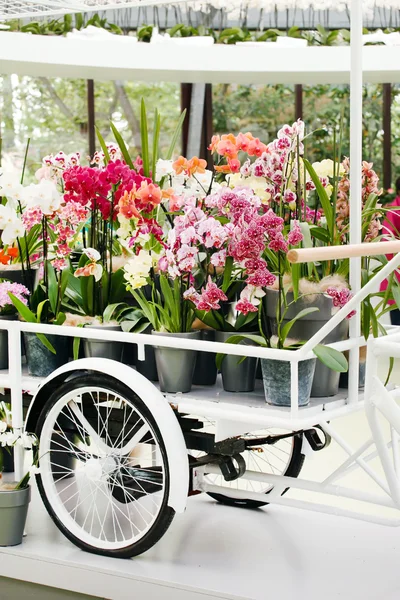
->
[2,239,399,527]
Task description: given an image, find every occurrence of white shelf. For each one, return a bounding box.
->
[1,33,400,84]
[0,364,361,429]
[0,366,42,396]
[169,377,362,430]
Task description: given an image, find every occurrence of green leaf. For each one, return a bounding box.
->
[65,273,84,308]
[46,261,58,315]
[313,345,348,373]
[303,158,334,237]
[310,226,331,243]
[121,320,149,334]
[168,23,184,37]
[215,333,266,368]
[110,122,134,169]
[291,262,300,301]
[362,299,370,340]
[53,312,66,326]
[75,13,84,30]
[73,331,82,360]
[95,127,110,164]
[221,333,266,346]
[103,302,127,323]
[235,310,257,331]
[60,266,70,303]
[159,275,176,324]
[131,290,157,330]
[166,109,187,160]
[152,109,161,182]
[384,356,395,386]
[8,293,37,323]
[194,309,225,331]
[392,285,400,311]
[140,99,150,177]
[36,300,49,324]
[281,307,319,345]
[109,269,127,304]
[222,256,233,293]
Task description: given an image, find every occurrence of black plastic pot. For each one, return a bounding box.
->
[2,447,14,473]
[193,330,218,386]
[136,328,158,382]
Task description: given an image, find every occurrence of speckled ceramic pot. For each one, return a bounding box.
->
[24,332,69,377]
[261,357,316,407]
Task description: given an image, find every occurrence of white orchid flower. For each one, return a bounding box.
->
[156,159,174,181]
[83,248,101,262]
[0,203,18,228]
[0,172,23,199]
[0,421,7,433]
[2,219,26,245]
[22,180,61,215]
[16,433,37,449]
[0,431,18,447]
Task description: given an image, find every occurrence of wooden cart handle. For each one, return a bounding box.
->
[287,240,400,264]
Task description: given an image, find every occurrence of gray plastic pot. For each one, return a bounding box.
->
[152,330,200,393]
[83,324,123,361]
[215,331,258,393]
[0,485,31,546]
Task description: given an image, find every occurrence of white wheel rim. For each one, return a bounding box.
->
[39,386,167,551]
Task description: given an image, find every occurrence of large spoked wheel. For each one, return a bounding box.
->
[198,421,304,509]
[35,374,174,558]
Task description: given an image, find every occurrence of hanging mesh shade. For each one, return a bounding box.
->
[1,0,400,21]
[0,0,188,20]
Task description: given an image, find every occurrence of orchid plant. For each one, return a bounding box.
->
[0,402,38,491]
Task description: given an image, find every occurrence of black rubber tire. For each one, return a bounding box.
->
[207,433,305,509]
[35,374,175,559]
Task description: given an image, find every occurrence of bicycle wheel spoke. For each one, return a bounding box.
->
[39,383,169,552]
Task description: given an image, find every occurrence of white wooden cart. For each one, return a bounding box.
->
[0,238,397,558]
[2,0,400,559]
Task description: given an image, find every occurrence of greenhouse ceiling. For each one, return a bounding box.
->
[1,1,400,27]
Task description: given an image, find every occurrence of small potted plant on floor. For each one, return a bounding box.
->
[0,404,38,546]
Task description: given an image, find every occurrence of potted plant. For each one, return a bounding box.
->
[66,247,128,361]
[61,101,186,362]
[126,259,200,393]
[0,281,30,370]
[9,260,70,377]
[0,152,89,375]
[0,406,38,546]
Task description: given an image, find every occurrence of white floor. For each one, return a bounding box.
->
[1,410,400,600]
